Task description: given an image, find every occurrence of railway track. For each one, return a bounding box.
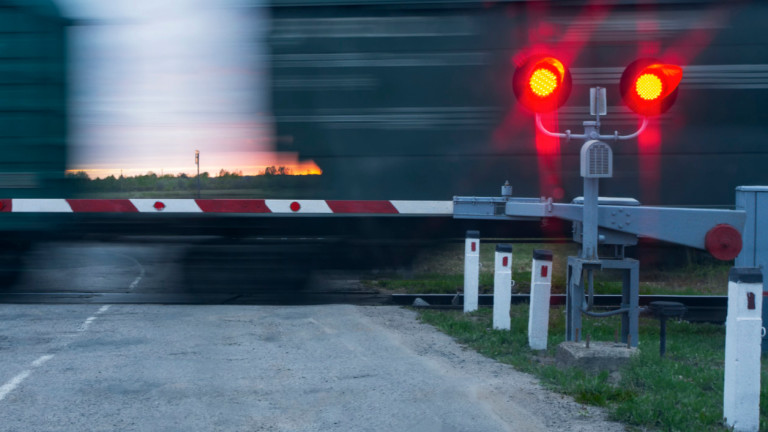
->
[392,294,729,324]
[0,288,729,324]
[0,289,391,305]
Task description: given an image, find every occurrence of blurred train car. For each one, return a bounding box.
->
[267,0,768,206]
[0,0,69,282]
[0,0,68,200]
[1,0,766,288]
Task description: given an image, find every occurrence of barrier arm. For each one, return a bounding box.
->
[453,196,746,254]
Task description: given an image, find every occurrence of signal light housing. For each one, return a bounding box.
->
[620,58,683,116]
[513,56,572,113]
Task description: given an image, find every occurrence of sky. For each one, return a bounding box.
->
[56,0,320,178]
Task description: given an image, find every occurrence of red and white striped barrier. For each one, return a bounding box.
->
[0,199,453,215]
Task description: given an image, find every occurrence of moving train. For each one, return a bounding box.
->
[0,0,766,285]
[0,0,68,281]
[268,0,768,206]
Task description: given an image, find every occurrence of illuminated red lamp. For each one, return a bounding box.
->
[513,55,572,113]
[620,58,683,116]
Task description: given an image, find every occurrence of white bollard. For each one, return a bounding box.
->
[493,244,513,330]
[463,230,480,313]
[528,249,553,350]
[724,268,763,432]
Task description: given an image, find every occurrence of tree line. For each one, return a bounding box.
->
[66,167,316,192]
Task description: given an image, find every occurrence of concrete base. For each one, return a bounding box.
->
[556,341,638,373]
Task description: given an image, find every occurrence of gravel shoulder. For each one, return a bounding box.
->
[358,306,626,432]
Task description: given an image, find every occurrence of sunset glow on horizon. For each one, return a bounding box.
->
[68,155,323,179]
[62,1,285,182]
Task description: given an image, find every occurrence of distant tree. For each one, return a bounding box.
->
[264,166,292,176]
[66,171,90,180]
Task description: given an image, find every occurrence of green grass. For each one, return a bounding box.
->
[418,305,766,431]
[365,242,731,296]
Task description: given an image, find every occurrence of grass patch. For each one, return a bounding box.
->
[418,305,766,431]
[365,242,731,296]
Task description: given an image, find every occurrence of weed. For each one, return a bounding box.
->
[367,242,731,296]
[417,305,767,431]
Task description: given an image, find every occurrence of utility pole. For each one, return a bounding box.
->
[195,150,200,198]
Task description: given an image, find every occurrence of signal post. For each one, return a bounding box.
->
[452,54,762,430]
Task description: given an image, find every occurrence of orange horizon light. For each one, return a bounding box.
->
[67,160,323,179]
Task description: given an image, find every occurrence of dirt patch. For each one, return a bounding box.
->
[358,306,626,432]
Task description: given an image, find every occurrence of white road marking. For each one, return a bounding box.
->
[31,355,54,368]
[0,370,32,401]
[129,273,143,290]
[0,304,112,404]
[113,253,145,291]
[78,316,97,332]
[308,318,336,334]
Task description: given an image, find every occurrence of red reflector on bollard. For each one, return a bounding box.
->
[290,202,301,212]
[503,256,509,267]
[153,201,165,211]
[541,265,548,278]
[471,242,476,252]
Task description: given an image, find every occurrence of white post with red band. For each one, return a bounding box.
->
[528,249,553,350]
[493,244,513,330]
[463,230,480,313]
[723,268,763,432]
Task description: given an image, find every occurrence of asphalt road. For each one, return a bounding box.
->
[0,304,624,432]
[0,241,624,431]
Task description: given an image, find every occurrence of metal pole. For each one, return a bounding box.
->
[195,150,200,199]
[582,177,599,259]
[735,186,768,352]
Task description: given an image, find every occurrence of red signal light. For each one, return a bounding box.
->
[513,56,572,113]
[620,59,683,116]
